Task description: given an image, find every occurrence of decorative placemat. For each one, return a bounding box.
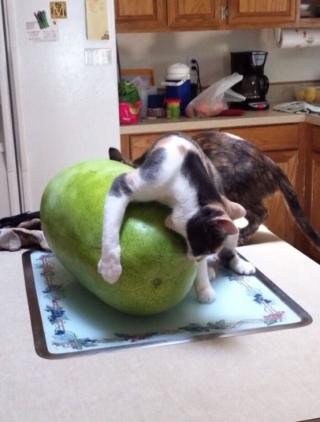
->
[23,250,312,359]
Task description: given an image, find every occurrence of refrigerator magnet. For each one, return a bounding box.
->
[34,10,50,29]
[50,2,68,19]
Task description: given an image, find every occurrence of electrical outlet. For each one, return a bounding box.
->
[187,54,199,73]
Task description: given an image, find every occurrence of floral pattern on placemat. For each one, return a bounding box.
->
[27,251,306,355]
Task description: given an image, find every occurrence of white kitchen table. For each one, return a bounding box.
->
[1,226,320,422]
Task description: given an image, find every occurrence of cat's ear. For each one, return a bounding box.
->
[212,215,239,236]
[165,214,184,236]
[109,147,126,163]
[222,196,246,220]
[165,215,175,230]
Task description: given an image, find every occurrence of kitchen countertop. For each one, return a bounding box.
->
[120,108,320,135]
[1,226,320,422]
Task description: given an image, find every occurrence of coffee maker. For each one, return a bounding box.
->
[230,51,269,110]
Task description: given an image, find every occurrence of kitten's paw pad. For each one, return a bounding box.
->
[196,286,216,303]
[231,259,255,275]
[208,266,216,281]
[98,254,122,284]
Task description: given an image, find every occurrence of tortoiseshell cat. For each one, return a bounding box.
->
[99,132,255,304]
[110,130,320,248]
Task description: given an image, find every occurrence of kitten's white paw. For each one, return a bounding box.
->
[196,286,216,303]
[98,250,122,283]
[230,257,255,275]
[208,266,216,281]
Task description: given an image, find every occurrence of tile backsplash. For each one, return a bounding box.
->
[267,84,296,104]
[117,28,320,90]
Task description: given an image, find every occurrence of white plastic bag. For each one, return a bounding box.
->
[185,73,246,118]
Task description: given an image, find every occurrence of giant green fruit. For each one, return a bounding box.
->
[40,159,197,316]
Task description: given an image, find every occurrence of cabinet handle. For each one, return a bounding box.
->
[221,6,228,20]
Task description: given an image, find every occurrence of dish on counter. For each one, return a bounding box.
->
[22,250,312,359]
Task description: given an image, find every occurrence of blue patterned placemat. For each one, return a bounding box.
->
[23,251,312,359]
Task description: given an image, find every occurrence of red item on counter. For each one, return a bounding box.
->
[119,101,141,125]
[218,109,245,116]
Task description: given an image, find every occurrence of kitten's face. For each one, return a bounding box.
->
[186,206,239,261]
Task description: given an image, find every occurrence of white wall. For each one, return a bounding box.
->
[117,29,320,87]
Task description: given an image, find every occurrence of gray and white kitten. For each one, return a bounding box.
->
[99,132,255,303]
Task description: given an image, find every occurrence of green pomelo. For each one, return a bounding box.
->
[40,159,197,316]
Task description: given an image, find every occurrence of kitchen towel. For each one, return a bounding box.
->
[273,101,320,114]
[0,212,50,251]
[275,28,320,48]
[0,227,50,251]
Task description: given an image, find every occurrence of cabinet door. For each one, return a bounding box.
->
[223,124,299,152]
[308,141,320,262]
[115,0,167,32]
[168,0,223,29]
[263,150,300,246]
[220,125,302,247]
[228,0,296,27]
[310,153,320,234]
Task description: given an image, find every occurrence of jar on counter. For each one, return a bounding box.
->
[166,99,181,119]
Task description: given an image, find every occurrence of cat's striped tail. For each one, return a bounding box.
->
[276,166,320,247]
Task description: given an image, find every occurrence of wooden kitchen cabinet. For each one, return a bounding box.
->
[116,0,300,32]
[115,0,167,32]
[222,124,299,152]
[167,0,223,30]
[227,0,297,28]
[223,124,304,247]
[263,150,300,245]
[305,125,320,262]
[122,124,300,161]
[310,154,320,234]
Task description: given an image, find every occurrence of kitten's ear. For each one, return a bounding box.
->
[109,147,126,163]
[165,215,174,230]
[212,216,239,235]
[222,196,246,220]
[165,214,183,236]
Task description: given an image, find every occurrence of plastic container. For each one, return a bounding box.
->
[137,86,157,119]
[166,99,181,119]
[147,94,166,118]
[161,63,191,116]
[294,84,320,103]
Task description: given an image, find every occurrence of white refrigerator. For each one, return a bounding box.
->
[0,0,120,219]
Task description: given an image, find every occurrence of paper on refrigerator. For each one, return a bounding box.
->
[85,0,109,40]
[26,21,59,42]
